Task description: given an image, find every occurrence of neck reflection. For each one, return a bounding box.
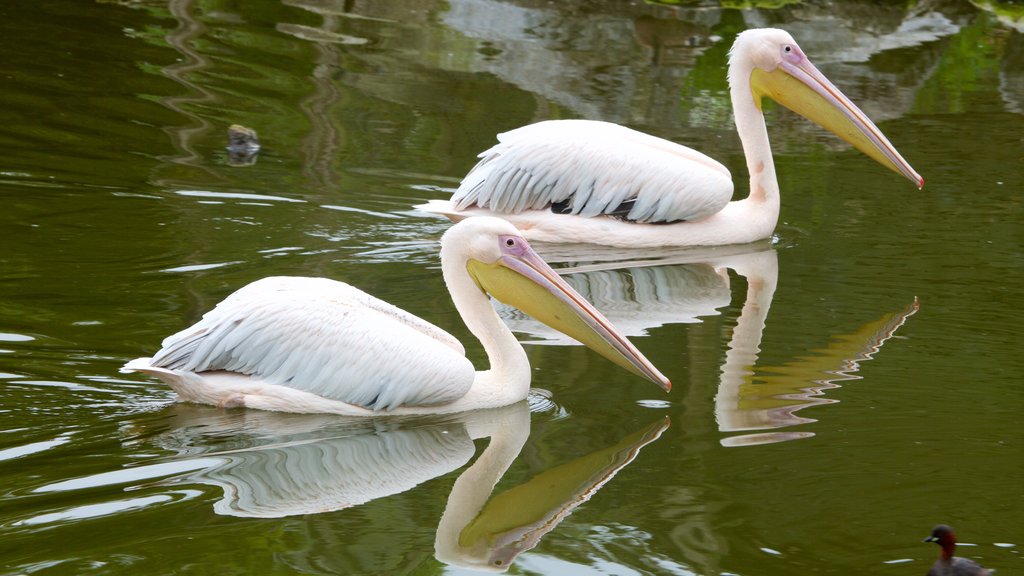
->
[500,242,918,447]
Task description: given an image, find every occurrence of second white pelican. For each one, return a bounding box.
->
[418,28,923,248]
[122,217,670,415]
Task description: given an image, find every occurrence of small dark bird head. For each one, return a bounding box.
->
[924,524,957,546]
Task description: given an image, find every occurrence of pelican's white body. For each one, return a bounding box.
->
[124,276,478,415]
[123,220,532,415]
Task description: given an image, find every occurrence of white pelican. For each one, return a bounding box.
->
[418,28,923,248]
[121,217,670,415]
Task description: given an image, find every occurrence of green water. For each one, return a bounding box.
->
[1,1,1021,574]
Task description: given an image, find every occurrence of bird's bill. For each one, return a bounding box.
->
[467,239,671,391]
[750,59,923,188]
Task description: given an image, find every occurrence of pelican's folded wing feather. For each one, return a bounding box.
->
[452,120,734,224]
[150,277,474,411]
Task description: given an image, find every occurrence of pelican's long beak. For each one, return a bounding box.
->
[467,236,671,391]
[751,53,923,188]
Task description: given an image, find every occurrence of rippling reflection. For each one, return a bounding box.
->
[501,244,918,446]
[712,258,919,447]
[132,402,668,571]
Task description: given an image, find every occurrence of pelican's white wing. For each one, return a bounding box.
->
[452,120,734,224]
[150,277,474,411]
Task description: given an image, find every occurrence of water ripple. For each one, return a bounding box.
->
[159,261,245,273]
[175,190,304,203]
[0,435,73,462]
[34,459,222,494]
[8,380,116,394]
[12,490,202,527]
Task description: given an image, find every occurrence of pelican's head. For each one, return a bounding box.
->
[441,217,670,391]
[729,28,923,188]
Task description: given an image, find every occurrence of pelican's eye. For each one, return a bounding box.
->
[498,234,528,257]
[781,44,802,65]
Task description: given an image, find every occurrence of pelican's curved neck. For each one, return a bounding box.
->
[442,252,531,409]
[729,67,780,207]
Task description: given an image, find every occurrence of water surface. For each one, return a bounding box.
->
[1,1,1022,574]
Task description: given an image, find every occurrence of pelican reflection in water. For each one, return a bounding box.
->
[146,402,667,571]
[496,244,918,445]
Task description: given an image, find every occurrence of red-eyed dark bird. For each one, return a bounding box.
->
[923,525,993,576]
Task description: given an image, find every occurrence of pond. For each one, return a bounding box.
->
[1,1,1021,574]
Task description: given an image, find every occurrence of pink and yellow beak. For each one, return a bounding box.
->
[750,45,923,188]
[467,235,671,391]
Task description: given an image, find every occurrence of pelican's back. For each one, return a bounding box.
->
[452,120,733,224]
[147,277,475,411]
